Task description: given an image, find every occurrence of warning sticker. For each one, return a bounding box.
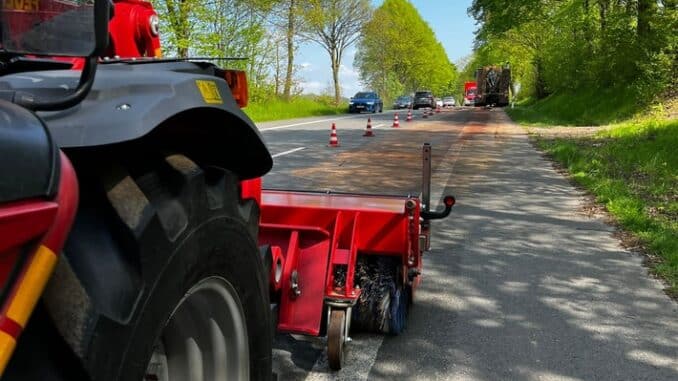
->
[195,80,223,104]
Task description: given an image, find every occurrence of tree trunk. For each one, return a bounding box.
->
[637,0,656,38]
[283,0,295,100]
[598,0,608,31]
[332,51,341,104]
[178,46,189,58]
[274,43,281,97]
[177,0,190,58]
[534,56,548,99]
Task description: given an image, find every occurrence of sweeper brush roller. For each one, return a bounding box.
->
[351,256,409,335]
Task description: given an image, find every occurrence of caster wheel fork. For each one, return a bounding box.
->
[327,307,351,370]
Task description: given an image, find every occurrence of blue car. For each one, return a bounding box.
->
[348,92,383,113]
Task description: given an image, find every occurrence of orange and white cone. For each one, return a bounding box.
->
[406,109,413,122]
[392,113,400,128]
[363,117,375,137]
[328,123,340,147]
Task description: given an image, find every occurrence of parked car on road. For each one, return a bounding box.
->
[393,95,413,109]
[442,96,456,107]
[349,91,383,113]
[413,90,436,109]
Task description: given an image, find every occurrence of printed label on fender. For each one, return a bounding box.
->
[195,80,223,104]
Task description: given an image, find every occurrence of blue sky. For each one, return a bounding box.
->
[297,0,476,95]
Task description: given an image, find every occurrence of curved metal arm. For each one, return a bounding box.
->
[16,56,97,111]
[421,195,455,220]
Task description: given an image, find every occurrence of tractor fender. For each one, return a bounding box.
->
[0,61,272,179]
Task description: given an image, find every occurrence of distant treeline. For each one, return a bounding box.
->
[464,0,677,102]
[354,0,459,103]
[151,0,372,104]
[151,0,461,105]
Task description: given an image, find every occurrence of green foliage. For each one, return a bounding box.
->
[536,119,678,294]
[152,0,298,103]
[507,86,643,126]
[302,0,372,104]
[244,96,348,122]
[469,0,677,102]
[354,0,458,103]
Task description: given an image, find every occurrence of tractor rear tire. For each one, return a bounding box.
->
[46,153,272,381]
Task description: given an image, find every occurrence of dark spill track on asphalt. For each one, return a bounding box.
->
[259,108,678,381]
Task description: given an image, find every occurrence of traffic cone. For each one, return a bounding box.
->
[436,104,441,113]
[422,108,428,119]
[363,117,375,137]
[406,109,413,122]
[328,123,340,147]
[392,113,400,128]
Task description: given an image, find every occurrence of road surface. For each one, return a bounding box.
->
[256,107,678,381]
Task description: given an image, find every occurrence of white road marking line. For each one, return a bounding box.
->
[260,115,362,131]
[272,147,306,158]
[427,127,467,209]
[304,334,384,381]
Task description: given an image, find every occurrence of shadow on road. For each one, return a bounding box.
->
[369,110,678,380]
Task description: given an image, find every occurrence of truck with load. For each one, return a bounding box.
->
[474,64,511,107]
[0,1,455,379]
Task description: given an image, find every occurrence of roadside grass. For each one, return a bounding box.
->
[534,118,678,295]
[508,86,643,126]
[244,97,347,123]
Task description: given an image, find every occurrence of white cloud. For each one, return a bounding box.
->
[342,80,362,97]
[300,81,324,94]
[339,64,359,78]
[299,62,312,71]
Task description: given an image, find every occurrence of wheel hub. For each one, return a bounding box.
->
[143,277,249,381]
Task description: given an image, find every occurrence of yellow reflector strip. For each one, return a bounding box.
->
[0,331,17,375]
[6,246,57,327]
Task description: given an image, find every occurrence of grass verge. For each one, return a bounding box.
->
[508,86,643,126]
[244,97,347,123]
[533,118,677,296]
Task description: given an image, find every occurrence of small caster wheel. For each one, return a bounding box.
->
[327,309,347,370]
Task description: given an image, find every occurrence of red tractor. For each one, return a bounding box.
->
[0,1,454,379]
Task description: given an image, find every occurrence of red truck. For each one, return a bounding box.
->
[463,81,477,106]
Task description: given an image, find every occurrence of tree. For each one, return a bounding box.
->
[468,0,676,101]
[152,0,202,57]
[303,0,372,104]
[268,0,306,100]
[355,0,457,103]
[153,0,280,101]
[637,0,657,38]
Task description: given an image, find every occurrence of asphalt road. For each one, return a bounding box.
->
[257,107,678,381]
